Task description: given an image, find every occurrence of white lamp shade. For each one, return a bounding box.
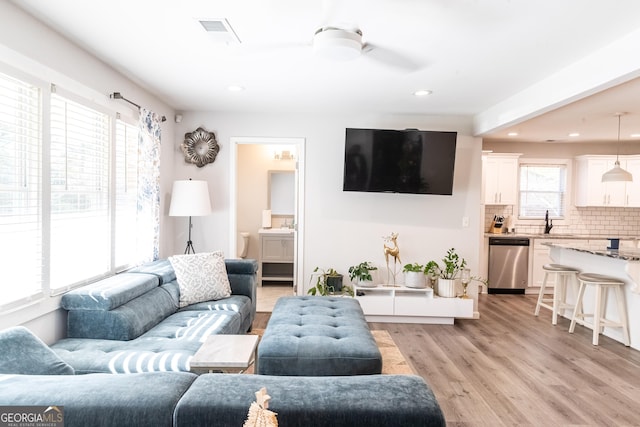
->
[601,161,633,182]
[169,180,212,216]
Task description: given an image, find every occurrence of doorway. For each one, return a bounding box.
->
[229,137,305,311]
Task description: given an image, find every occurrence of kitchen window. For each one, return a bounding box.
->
[519,163,567,219]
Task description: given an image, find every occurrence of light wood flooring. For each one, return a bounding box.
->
[253,294,640,426]
[256,285,294,312]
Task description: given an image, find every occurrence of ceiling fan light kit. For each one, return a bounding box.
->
[313,27,362,61]
[601,113,633,183]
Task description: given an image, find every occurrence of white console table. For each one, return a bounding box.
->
[354,285,474,324]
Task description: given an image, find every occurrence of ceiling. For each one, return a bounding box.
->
[10,0,640,142]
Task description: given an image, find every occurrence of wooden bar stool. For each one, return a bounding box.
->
[534,264,580,325]
[569,273,630,346]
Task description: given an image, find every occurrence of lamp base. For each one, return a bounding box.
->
[184,240,195,254]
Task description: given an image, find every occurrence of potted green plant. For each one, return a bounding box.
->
[348,261,378,287]
[428,248,467,297]
[307,267,353,296]
[402,262,427,288]
[424,260,440,289]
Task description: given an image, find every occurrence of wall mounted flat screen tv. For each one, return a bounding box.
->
[343,128,457,195]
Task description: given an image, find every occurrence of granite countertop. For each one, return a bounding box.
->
[484,233,637,240]
[543,241,640,261]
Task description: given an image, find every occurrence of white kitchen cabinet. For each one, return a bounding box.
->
[624,156,640,207]
[574,155,638,207]
[529,238,580,290]
[483,154,521,205]
[530,240,551,289]
[259,232,294,286]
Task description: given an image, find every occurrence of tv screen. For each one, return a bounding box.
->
[343,128,457,195]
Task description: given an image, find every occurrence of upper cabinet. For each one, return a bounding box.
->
[483,153,521,205]
[575,155,640,207]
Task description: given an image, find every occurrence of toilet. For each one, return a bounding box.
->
[238,232,250,258]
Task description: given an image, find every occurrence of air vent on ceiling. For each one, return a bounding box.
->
[198,18,241,44]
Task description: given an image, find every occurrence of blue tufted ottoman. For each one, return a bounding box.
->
[257,296,382,376]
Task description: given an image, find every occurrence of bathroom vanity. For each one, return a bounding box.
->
[258,229,295,287]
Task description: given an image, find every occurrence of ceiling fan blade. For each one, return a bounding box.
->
[362,42,425,72]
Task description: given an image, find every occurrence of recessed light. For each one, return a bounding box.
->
[413,90,432,97]
[631,133,640,138]
[507,132,518,137]
[568,132,580,137]
[227,85,245,92]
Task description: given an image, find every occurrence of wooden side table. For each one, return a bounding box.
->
[189,334,259,374]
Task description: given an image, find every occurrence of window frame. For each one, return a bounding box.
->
[516,158,572,224]
[0,65,145,310]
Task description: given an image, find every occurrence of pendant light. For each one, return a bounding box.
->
[602,113,633,182]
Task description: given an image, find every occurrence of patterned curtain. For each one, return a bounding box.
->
[137,108,162,262]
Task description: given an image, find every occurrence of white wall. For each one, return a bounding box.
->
[173,112,484,293]
[0,1,484,338]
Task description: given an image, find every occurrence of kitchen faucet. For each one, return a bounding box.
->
[544,210,553,234]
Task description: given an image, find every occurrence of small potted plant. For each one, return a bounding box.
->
[348,261,378,287]
[307,267,352,296]
[402,262,427,288]
[429,248,466,297]
[424,260,440,289]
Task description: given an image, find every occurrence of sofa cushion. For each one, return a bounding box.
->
[174,374,446,427]
[66,285,178,340]
[128,258,177,284]
[141,310,242,341]
[0,372,197,427]
[180,294,253,332]
[52,338,199,374]
[169,251,231,307]
[0,326,74,375]
[61,273,159,311]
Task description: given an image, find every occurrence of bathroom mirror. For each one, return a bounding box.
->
[268,170,295,215]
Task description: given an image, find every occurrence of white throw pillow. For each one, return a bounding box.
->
[168,251,231,307]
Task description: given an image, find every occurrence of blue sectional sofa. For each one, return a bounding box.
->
[0,257,448,426]
[0,326,447,427]
[51,258,258,374]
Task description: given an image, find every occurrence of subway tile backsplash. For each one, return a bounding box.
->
[485,205,640,237]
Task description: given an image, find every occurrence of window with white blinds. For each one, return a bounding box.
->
[49,94,111,292]
[0,69,150,309]
[0,72,42,307]
[115,119,139,269]
[519,164,567,219]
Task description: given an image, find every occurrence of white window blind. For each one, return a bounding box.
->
[0,72,42,308]
[114,119,139,269]
[519,164,566,219]
[49,94,110,292]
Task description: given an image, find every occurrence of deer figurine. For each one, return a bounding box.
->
[383,232,402,284]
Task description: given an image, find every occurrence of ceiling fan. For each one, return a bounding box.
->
[311,25,423,71]
[305,0,423,70]
[204,1,423,71]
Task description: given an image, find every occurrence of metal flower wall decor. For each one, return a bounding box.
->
[181,127,220,168]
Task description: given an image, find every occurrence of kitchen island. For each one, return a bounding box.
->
[545,242,640,350]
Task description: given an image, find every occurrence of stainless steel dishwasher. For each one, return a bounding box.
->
[488,237,530,294]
